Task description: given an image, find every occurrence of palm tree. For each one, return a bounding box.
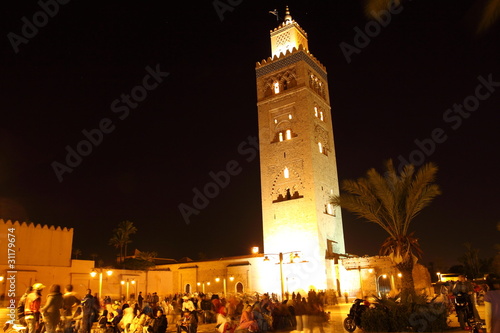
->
[72,248,82,259]
[330,159,441,303]
[109,228,127,263]
[118,220,137,260]
[109,220,137,263]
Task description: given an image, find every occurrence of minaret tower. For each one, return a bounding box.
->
[255,7,345,290]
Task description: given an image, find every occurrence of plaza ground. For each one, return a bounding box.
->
[0,301,485,333]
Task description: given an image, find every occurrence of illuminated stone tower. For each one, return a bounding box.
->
[255,7,345,291]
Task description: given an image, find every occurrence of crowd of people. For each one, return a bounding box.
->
[11,285,337,333]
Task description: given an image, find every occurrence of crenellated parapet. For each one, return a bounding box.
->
[0,218,74,267]
[0,218,73,232]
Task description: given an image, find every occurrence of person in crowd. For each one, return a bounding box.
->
[181,297,195,312]
[17,286,32,327]
[177,311,195,333]
[82,289,100,333]
[99,310,109,329]
[25,283,45,333]
[62,284,81,333]
[485,273,500,333]
[453,274,480,319]
[236,305,258,332]
[41,284,64,333]
[151,309,168,333]
[138,292,144,309]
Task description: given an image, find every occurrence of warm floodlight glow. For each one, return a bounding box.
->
[397,273,402,278]
[121,280,125,285]
[197,282,201,286]
[0,276,4,282]
[251,246,259,254]
[131,280,136,284]
[382,274,387,279]
[368,269,373,273]
[229,276,234,282]
[207,282,211,286]
[106,270,113,276]
[215,277,220,283]
[90,271,97,278]
[288,114,292,119]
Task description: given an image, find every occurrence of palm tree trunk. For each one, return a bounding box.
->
[396,258,416,303]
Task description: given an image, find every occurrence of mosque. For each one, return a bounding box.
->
[0,8,432,303]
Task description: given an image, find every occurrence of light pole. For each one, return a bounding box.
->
[121,279,135,301]
[215,276,234,296]
[264,252,302,300]
[90,268,113,298]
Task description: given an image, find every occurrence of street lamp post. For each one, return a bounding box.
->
[264,252,302,300]
[90,268,113,298]
[121,279,135,300]
[215,276,234,296]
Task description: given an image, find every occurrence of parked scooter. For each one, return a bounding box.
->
[453,292,473,330]
[343,299,366,332]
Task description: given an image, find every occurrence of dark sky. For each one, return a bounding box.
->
[1,0,499,270]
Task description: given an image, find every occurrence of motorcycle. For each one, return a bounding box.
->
[343,299,366,332]
[453,292,473,330]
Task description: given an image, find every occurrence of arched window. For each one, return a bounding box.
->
[284,167,289,179]
[314,106,318,117]
[320,112,324,121]
[318,142,323,153]
[279,132,284,142]
[286,129,292,140]
[273,82,280,94]
[326,203,335,216]
[236,282,244,293]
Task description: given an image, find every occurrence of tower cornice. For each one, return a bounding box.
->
[255,47,327,80]
[270,20,308,41]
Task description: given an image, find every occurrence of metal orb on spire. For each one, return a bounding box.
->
[284,6,292,24]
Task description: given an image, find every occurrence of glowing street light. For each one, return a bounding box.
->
[90,268,113,298]
[121,279,135,300]
[264,251,302,300]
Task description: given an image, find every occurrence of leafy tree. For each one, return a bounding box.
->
[137,251,157,262]
[122,258,155,270]
[330,160,441,303]
[458,242,481,279]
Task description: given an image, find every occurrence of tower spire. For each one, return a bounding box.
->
[284,6,292,24]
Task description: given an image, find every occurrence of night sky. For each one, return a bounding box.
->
[1,0,499,270]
